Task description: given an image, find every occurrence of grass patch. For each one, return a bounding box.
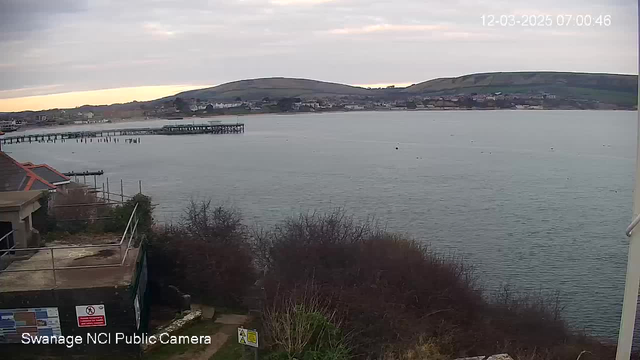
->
[210,317,261,360]
[145,320,223,360]
[209,337,245,360]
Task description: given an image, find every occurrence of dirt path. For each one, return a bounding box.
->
[172,314,251,360]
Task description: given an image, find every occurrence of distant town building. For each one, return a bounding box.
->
[212,102,243,109]
[301,102,320,109]
[73,119,109,125]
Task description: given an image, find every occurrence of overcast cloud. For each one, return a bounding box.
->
[0,0,637,98]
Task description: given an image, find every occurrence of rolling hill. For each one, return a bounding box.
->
[163,77,372,102]
[4,72,638,116]
[158,72,637,107]
[403,71,638,106]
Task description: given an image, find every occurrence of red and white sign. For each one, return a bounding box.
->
[75,305,106,327]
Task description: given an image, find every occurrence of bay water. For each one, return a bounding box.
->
[6,110,636,340]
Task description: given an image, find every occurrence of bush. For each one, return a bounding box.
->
[147,200,256,306]
[48,188,113,234]
[104,194,154,235]
[263,288,349,360]
[256,209,616,360]
[383,337,448,360]
[252,210,375,285]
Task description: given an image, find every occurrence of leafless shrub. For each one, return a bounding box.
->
[383,336,448,360]
[148,199,256,306]
[49,188,113,233]
[259,209,617,360]
[180,198,246,244]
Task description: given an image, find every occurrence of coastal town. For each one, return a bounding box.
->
[0,90,617,131]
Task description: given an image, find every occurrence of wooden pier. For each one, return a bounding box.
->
[0,123,245,145]
[63,170,105,177]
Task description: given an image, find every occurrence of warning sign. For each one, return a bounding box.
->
[75,305,106,328]
[238,327,258,348]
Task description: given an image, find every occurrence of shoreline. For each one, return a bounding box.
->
[5,107,636,134]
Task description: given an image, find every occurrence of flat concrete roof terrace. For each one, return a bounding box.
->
[0,235,139,292]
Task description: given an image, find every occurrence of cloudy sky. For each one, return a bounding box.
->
[0,0,637,111]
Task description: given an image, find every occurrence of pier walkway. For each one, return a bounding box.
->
[0,123,244,145]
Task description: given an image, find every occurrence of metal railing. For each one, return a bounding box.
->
[0,230,15,259]
[0,203,140,287]
[626,214,640,237]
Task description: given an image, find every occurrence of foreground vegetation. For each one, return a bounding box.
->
[84,198,611,360]
[33,189,153,243]
[144,200,617,360]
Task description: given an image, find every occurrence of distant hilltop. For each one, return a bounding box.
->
[161,77,372,102]
[405,71,637,106]
[159,72,637,106]
[1,71,637,119]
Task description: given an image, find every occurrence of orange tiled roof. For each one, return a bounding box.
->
[22,163,71,184]
[0,152,56,191]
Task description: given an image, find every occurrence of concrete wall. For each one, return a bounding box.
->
[0,248,148,360]
[0,286,140,359]
[0,200,41,249]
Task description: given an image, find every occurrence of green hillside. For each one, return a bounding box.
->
[404,72,637,106]
[168,77,371,101]
[164,72,637,106]
[5,72,637,115]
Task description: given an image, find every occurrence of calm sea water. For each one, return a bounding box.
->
[4,111,636,340]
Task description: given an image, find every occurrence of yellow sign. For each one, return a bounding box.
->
[238,327,259,348]
[247,331,257,344]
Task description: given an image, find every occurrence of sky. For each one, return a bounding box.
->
[0,0,637,112]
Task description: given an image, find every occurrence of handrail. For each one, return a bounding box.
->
[0,230,16,259]
[0,245,16,259]
[1,235,138,273]
[121,202,139,244]
[626,214,640,237]
[2,203,139,252]
[2,242,121,252]
[121,218,140,267]
[0,202,141,286]
[0,230,14,245]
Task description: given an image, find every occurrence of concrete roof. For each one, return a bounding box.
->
[0,242,140,292]
[0,190,43,212]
